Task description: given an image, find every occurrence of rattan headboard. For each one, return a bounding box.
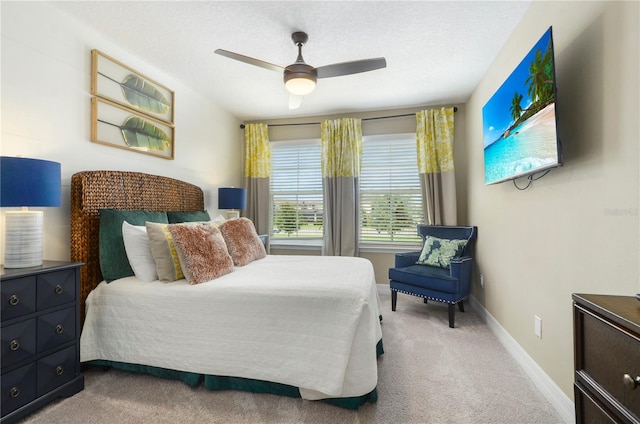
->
[70,171,204,322]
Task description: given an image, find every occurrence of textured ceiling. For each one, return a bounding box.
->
[52,1,532,120]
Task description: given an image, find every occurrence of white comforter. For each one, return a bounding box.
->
[80,255,382,400]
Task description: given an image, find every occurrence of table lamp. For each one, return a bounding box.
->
[218,187,246,220]
[1,157,61,268]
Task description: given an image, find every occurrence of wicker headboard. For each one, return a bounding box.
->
[70,171,204,322]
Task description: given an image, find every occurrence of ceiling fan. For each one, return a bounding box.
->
[215,31,386,109]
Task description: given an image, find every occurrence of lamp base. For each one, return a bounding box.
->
[225,210,240,220]
[4,210,44,268]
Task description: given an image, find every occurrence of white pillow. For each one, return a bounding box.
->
[122,221,158,282]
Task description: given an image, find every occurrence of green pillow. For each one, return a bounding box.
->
[99,209,168,282]
[416,236,468,269]
[167,210,210,223]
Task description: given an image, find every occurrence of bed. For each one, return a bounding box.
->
[71,170,383,409]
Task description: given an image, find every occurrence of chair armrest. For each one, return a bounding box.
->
[394,251,420,268]
[450,256,473,296]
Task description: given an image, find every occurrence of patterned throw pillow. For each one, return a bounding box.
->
[219,218,266,266]
[146,221,210,281]
[416,236,468,269]
[168,223,234,284]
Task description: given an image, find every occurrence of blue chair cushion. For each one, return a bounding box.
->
[389,264,459,294]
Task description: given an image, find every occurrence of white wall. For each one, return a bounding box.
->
[465,0,639,399]
[1,2,242,262]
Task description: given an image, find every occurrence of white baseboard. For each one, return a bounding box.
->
[468,295,575,424]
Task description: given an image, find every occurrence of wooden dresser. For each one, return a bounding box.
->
[573,294,640,424]
[1,261,84,424]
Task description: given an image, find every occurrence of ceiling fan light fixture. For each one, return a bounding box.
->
[285,75,316,96]
[284,63,317,96]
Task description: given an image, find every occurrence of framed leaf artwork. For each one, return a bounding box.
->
[91,49,175,124]
[91,97,175,160]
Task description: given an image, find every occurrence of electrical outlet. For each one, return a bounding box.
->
[534,315,542,338]
[480,274,484,288]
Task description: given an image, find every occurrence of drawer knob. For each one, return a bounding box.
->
[54,284,64,294]
[56,365,64,376]
[623,374,640,390]
[9,339,20,351]
[10,387,20,398]
[55,324,64,334]
[8,295,19,306]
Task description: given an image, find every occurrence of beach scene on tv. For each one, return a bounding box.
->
[482,28,560,185]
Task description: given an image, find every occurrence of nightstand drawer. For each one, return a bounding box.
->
[1,363,37,417]
[1,319,37,368]
[1,276,36,321]
[36,269,76,310]
[581,310,640,419]
[37,307,76,352]
[37,345,77,396]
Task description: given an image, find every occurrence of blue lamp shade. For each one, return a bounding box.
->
[1,157,62,268]
[1,157,61,207]
[218,187,247,211]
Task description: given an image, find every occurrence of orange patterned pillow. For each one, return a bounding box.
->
[168,223,234,284]
[219,218,266,266]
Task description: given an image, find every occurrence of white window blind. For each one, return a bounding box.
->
[270,140,323,241]
[359,134,423,246]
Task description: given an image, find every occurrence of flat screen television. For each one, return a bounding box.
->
[482,26,562,185]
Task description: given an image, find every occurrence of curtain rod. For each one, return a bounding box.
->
[239,106,458,129]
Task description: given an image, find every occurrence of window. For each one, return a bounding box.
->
[270,139,323,243]
[359,134,423,248]
[269,133,422,250]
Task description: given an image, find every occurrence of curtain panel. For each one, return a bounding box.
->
[243,123,271,239]
[321,118,362,257]
[416,108,457,225]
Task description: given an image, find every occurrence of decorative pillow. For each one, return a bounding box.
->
[121,221,158,282]
[218,218,266,266]
[416,236,468,269]
[146,221,190,281]
[168,223,234,284]
[167,210,211,223]
[99,209,168,282]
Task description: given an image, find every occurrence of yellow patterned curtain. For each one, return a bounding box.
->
[321,118,362,178]
[244,123,271,179]
[415,108,457,225]
[320,118,362,256]
[243,123,271,238]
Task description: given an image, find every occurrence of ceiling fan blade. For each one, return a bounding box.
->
[289,94,303,109]
[214,49,284,73]
[316,57,386,79]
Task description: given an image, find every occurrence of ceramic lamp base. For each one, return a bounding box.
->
[4,210,43,268]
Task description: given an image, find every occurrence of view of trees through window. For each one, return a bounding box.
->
[270,134,422,245]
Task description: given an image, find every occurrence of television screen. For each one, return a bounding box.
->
[482,27,562,185]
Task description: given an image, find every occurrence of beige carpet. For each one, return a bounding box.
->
[18,287,564,424]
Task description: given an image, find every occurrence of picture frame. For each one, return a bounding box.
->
[91,49,175,124]
[91,97,175,160]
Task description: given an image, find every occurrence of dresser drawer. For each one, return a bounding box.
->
[1,363,37,417]
[1,276,36,321]
[1,319,37,368]
[36,269,76,310]
[37,345,77,397]
[575,382,621,424]
[37,307,76,352]
[581,310,640,419]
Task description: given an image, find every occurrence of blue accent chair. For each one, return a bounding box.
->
[389,225,477,328]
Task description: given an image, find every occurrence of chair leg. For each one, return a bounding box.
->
[458,300,465,312]
[448,303,455,328]
[391,290,397,311]
[423,298,428,304]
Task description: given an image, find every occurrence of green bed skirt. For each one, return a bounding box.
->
[87,339,384,410]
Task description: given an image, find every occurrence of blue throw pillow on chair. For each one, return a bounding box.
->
[416,236,468,269]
